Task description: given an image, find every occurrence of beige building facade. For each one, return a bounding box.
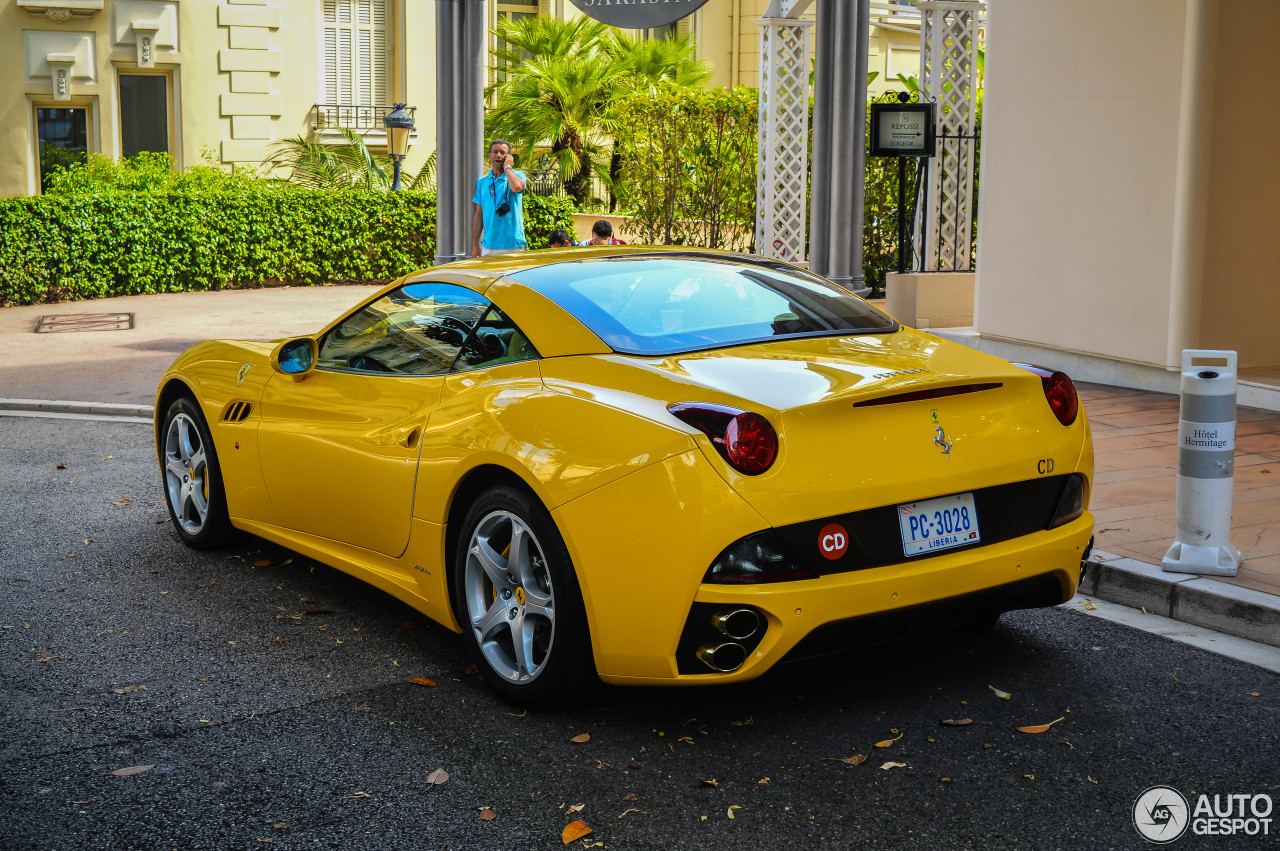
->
[1,0,924,198]
[961,0,1278,406]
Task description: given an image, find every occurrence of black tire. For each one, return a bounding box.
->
[159,396,234,550]
[452,485,594,708]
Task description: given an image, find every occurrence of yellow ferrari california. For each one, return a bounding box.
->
[155,248,1094,706]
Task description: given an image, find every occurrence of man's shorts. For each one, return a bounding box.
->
[480,246,526,257]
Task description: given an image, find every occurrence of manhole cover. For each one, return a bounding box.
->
[35,313,135,333]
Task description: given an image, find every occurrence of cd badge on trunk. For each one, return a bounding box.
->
[931,409,953,459]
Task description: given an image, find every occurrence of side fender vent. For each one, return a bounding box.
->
[221,401,254,423]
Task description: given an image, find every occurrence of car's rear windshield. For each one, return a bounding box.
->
[508,255,898,355]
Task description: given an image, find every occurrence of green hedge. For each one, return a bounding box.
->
[0,186,577,306]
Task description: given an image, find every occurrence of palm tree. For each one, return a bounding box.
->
[485,15,708,208]
[265,125,435,191]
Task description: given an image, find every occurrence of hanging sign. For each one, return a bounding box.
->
[568,0,712,29]
[870,103,937,157]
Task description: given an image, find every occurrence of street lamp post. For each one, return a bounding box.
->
[383,103,415,191]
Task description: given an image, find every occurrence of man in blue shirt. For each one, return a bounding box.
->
[471,139,528,257]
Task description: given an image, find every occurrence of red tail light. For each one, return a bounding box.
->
[1013,363,1079,426]
[669,403,779,475]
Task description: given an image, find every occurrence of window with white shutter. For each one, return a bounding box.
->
[322,0,388,107]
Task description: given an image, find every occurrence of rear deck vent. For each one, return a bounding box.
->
[221,401,253,423]
[854,382,1003,408]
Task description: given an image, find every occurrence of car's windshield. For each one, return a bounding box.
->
[509,256,897,355]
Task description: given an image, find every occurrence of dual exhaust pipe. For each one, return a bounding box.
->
[696,608,761,673]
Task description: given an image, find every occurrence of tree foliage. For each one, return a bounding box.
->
[485,16,708,207]
[612,85,758,251]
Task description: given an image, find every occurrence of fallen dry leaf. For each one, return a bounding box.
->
[111,764,155,777]
[408,677,438,687]
[727,805,743,819]
[1025,774,1035,780]
[618,808,644,818]
[700,779,719,787]
[565,803,585,815]
[988,685,1012,700]
[342,791,371,799]
[730,717,753,726]
[874,731,904,748]
[941,718,972,726]
[426,768,449,787]
[842,754,867,765]
[880,762,907,770]
[1250,692,1261,697]
[561,820,592,844]
[112,497,132,507]
[56,462,68,470]
[571,732,591,743]
[1017,716,1065,734]
[1081,601,1098,611]
[254,559,277,567]
[113,685,147,694]
[479,808,496,821]
[759,777,770,784]
[940,777,951,782]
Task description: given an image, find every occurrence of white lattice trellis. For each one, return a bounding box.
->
[757,17,813,263]
[918,1,984,271]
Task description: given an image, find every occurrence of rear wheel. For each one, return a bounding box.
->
[161,396,233,549]
[453,485,593,708]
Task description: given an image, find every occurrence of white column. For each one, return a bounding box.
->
[917,1,984,271]
[756,17,813,263]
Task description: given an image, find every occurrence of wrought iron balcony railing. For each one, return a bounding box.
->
[312,103,415,133]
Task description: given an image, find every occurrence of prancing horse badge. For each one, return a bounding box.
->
[930,409,952,459]
[237,364,251,387]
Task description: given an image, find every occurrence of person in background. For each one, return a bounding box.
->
[582,219,626,246]
[546,229,575,248]
[471,139,527,257]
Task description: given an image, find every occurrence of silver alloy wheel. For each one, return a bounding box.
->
[463,510,556,684]
[164,412,209,535]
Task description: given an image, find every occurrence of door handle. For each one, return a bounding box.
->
[399,427,421,449]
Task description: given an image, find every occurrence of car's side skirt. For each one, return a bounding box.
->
[231,516,461,633]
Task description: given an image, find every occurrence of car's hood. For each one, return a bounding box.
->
[543,328,1029,413]
[541,329,1093,526]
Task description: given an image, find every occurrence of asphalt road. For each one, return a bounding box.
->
[2,417,1278,850]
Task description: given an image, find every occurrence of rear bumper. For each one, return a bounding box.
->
[597,512,1092,686]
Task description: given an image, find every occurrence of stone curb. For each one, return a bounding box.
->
[1083,551,1280,650]
[0,398,155,419]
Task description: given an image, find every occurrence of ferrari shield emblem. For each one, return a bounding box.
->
[236,364,251,387]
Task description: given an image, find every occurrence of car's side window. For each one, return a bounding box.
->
[317,282,489,376]
[453,306,541,372]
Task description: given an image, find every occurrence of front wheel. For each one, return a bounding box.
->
[452,485,594,708]
[160,396,233,549]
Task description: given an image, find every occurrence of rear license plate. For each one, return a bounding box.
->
[898,493,981,556]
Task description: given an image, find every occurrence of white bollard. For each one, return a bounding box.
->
[1162,349,1241,576]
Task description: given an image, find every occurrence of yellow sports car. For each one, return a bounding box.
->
[156,248,1094,706]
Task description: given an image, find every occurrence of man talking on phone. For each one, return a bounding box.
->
[472,139,528,257]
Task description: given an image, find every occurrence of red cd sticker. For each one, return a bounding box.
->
[818,522,849,560]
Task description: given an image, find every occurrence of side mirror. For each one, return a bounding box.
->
[271,338,318,376]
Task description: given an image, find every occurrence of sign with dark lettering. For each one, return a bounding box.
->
[870,103,936,157]
[568,0,712,29]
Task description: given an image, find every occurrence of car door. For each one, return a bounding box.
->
[257,281,489,558]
